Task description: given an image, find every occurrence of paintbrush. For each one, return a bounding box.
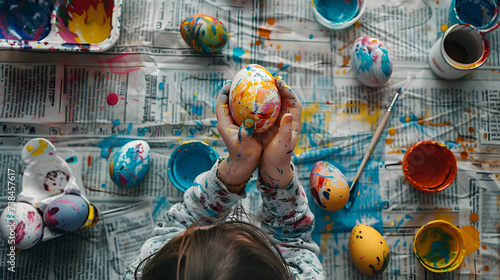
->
[344,87,403,210]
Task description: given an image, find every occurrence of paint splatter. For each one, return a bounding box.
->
[107,92,119,105]
[460,225,480,255]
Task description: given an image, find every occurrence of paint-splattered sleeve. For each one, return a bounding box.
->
[123,162,245,279]
[258,164,325,279]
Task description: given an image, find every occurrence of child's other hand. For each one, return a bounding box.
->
[216,80,262,189]
[259,78,302,189]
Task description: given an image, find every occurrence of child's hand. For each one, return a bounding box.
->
[216,80,262,191]
[259,78,302,189]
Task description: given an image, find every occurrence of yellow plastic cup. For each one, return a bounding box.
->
[413,220,465,273]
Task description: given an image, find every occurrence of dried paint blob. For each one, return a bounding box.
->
[351,36,393,87]
[106,92,119,105]
[0,202,43,250]
[167,141,219,192]
[403,140,457,192]
[309,161,349,211]
[0,0,53,40]
[229,64,281,133]
[109,140,151,187]
[44,194,89,234]
[413,220,465,273]
[350,224,390,275]
[180,14,229,53]
[56,0,114,44]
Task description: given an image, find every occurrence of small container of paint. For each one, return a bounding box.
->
[449,0,500,33]
[428,24,489,80]
[402,140,457,192]
[0,0,121,52]
[311,0,366,30]
[413,220,466,273]
[167,141,219,192]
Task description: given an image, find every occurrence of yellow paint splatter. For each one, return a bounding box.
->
[30,139,49,157]
[388,127,396,135]
[26,145,34,152]
[434,208,456,222]
[296,56,301,61]
[227,128,231,133]
[441,24,449,32]
[385,138,394,145]
[326,224,332,231]
[247,148,251,153]
[460,226,480,255]
[405,116,410,122]
[321,233,329,255]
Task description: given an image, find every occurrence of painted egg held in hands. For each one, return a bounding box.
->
[43,194,89,234]
[109,140,151,187]
[351,36,393,87]
[309,161,349,211]
[350,224,390,275]
[180,14,229,53]
[229,64,281,133]
[0,202,43,250]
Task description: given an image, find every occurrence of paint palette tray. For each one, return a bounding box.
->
[0,0,121,52]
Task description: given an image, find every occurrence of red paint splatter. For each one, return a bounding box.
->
[106,92,119,105]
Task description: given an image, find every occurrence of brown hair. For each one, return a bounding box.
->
[135,207,292,280]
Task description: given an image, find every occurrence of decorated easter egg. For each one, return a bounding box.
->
[109,140,151,187]
[180,14,229,53]
[351,36,393,87]
[229,64,281,133]
[350,224,390,275]
[43,194,89,234]
[309,161,349,211]
[0,202,43,250]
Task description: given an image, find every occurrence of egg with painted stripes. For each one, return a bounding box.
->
[309,161,349,211]
[350,224,390,275]
[229,64,281,133]
[180,14,229,53]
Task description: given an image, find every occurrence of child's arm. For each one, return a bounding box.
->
[123,81,262,279]
[258,79,325,279]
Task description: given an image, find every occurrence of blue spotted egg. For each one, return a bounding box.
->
[109,140,151,187]
[309,161,349,211]
[0,202,43,250]
[351,36,393,87]
[43,194,89,234]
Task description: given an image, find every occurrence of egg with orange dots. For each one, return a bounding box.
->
[229,64,281,133]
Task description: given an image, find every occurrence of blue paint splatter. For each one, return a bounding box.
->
[101,184,106,188]
[113,119,121,126]
[159,82,164,90]
[232,47,245,62]
[65,156,77,164]
[405,214,414,220]
[309,34,314,39]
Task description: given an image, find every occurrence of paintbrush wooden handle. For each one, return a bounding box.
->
[352,109,392,185]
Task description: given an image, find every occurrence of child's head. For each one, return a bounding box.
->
[136,212,292,280]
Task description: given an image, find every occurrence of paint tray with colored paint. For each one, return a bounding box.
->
[0,0,121,52]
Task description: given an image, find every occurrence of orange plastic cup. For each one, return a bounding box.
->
[403,140,457,192]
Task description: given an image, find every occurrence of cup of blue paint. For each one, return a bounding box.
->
[449,0,500,33]
[167,141,219,192]
[312,0,366,30]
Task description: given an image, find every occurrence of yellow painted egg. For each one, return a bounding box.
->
[309,161,349,211]
[350,224,390,275]
[229,64,281,133]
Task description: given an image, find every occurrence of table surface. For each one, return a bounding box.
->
[0,0,499,279]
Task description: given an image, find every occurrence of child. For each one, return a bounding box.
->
[123,78,324,280]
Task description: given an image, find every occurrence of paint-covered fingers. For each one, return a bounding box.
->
[276,78,302,132]
[274,113,294,155]
[238,119,256,142]
[216,80,235,136]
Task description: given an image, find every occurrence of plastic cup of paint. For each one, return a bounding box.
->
[311,0,366,30]
[449,0,500,33]
[428,24,489,80]
[402,140,457,192]
[413,220,466,273]
[167,141,219,192]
